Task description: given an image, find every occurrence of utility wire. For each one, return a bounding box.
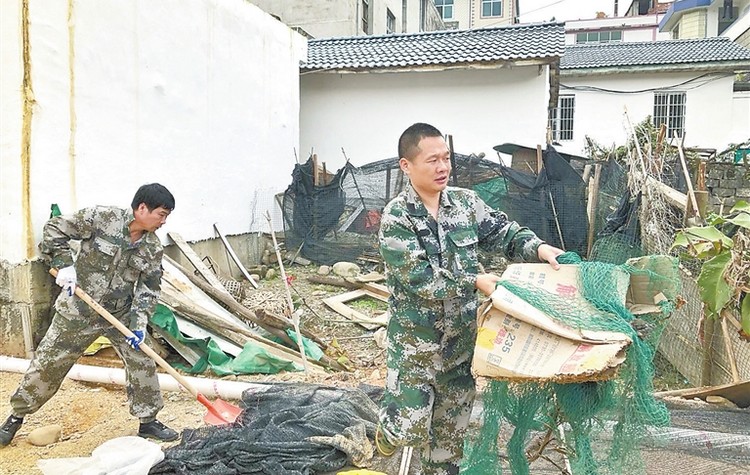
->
[561,72,732,94]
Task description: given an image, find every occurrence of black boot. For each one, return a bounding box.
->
[0,415,24,447]
[138,420,179,442]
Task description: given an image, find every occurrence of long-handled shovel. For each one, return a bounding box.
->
[50,269,243,426]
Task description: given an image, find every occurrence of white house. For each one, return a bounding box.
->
[300,22,565,169]
[554,37,750,154]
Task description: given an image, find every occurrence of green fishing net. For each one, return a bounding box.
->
[463,252,681,474]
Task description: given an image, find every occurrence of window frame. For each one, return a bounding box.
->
[481,0,503,18]
[386,8,396,34]
[550,95,576,142]
[653,91,687,139]
[362,0,369,34]
[435,0,454,20]
[575,29,624,44]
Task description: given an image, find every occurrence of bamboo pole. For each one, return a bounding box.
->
[720,309,741,383]
[266,211,309,375]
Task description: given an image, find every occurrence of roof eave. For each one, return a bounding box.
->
[301,57,559,74]
[561,61,750,76]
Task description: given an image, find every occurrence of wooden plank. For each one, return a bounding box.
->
[167,231,232,297]
[322,289,389,329]
[655,381,750,408]
[213,223,259,288]
[646,176,688,210]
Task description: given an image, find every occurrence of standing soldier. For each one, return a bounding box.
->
[1,183,178,446]
[375,123,563,474]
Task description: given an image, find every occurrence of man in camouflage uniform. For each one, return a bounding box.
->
[376,124,563,474]
[0,183,178,447]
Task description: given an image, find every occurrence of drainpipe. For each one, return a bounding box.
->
[0,356,268,400]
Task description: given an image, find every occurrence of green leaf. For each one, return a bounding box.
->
[697,252,733,319]
[726,211,750,230]
[730,200,750,213]
[742,293,750,337]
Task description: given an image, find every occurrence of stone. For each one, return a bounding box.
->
[317,265,331,275]
[705,395,737,408]
[250,274,261,282]
[28,424,62,446]
[736,188,750,197]
[265,268,276,280]
[332,262,361,278]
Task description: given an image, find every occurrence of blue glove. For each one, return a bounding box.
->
[126,330,145,351]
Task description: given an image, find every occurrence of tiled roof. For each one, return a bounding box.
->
[303,22,565,71]
[561,37,750,70]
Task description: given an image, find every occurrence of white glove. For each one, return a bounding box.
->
[55,266,77,296]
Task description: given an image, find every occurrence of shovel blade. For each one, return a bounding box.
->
[202,398,243,426]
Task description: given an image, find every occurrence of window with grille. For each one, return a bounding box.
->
[575,30,623,43]
[550,95,575,141]
[435,0,454,19]
[653,92,686,138]
[482,0,502,17]
[386,9,395,33]
[362,0,369,33]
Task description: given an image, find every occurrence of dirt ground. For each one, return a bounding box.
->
[0,263,389,474]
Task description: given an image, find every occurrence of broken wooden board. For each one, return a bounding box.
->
[322,288,389,330]
[213,223,259,288]
[167,231,234,298]
[655,380,750,408]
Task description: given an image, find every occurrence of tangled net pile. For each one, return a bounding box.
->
[463,252,681,475]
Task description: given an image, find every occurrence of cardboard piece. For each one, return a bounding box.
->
[472,263,639,383]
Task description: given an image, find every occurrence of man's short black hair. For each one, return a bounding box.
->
[131,183,175,211]
[398,123,443,160]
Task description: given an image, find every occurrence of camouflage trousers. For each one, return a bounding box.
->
[10,303,163,422]
[380,300,477,475]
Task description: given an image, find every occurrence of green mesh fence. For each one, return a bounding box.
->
[463,252,681,475]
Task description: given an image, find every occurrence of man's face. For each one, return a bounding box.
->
[134,203,171,232]
[400,135,451,197]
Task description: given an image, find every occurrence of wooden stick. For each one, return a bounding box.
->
[266,211,309,374]
[213,223,259,289]
[164,255,294,345]
[168,231,233,297]
[548,190,566,251]
[720,309,740,383]
[677,135,701,219]
[586,163,602,258]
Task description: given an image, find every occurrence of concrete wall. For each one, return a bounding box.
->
[300,65,551,168]
[0,0,304,354]
[559,72,742,156]
[678,10,707,38]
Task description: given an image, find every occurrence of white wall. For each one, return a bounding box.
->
[564,15,671,44]
[731,91,750,142]
[300,66,550,168]
[558,72,741,154]
[0,0,306,263]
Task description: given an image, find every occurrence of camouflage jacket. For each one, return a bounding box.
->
[40,206,163,330]
[379,184,543,333]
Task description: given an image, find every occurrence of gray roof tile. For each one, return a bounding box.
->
[561,37,750,70]
[303,22,565,71]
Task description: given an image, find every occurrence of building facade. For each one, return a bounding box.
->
[659,0,750,39]
[251,0,444,38]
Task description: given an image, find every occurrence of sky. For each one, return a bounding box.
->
[519,0,617,23]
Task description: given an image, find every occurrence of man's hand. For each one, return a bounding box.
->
[475,273,502,296]
[537,244,564,270]
[55,266,77,296]
[126,330,145,351]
